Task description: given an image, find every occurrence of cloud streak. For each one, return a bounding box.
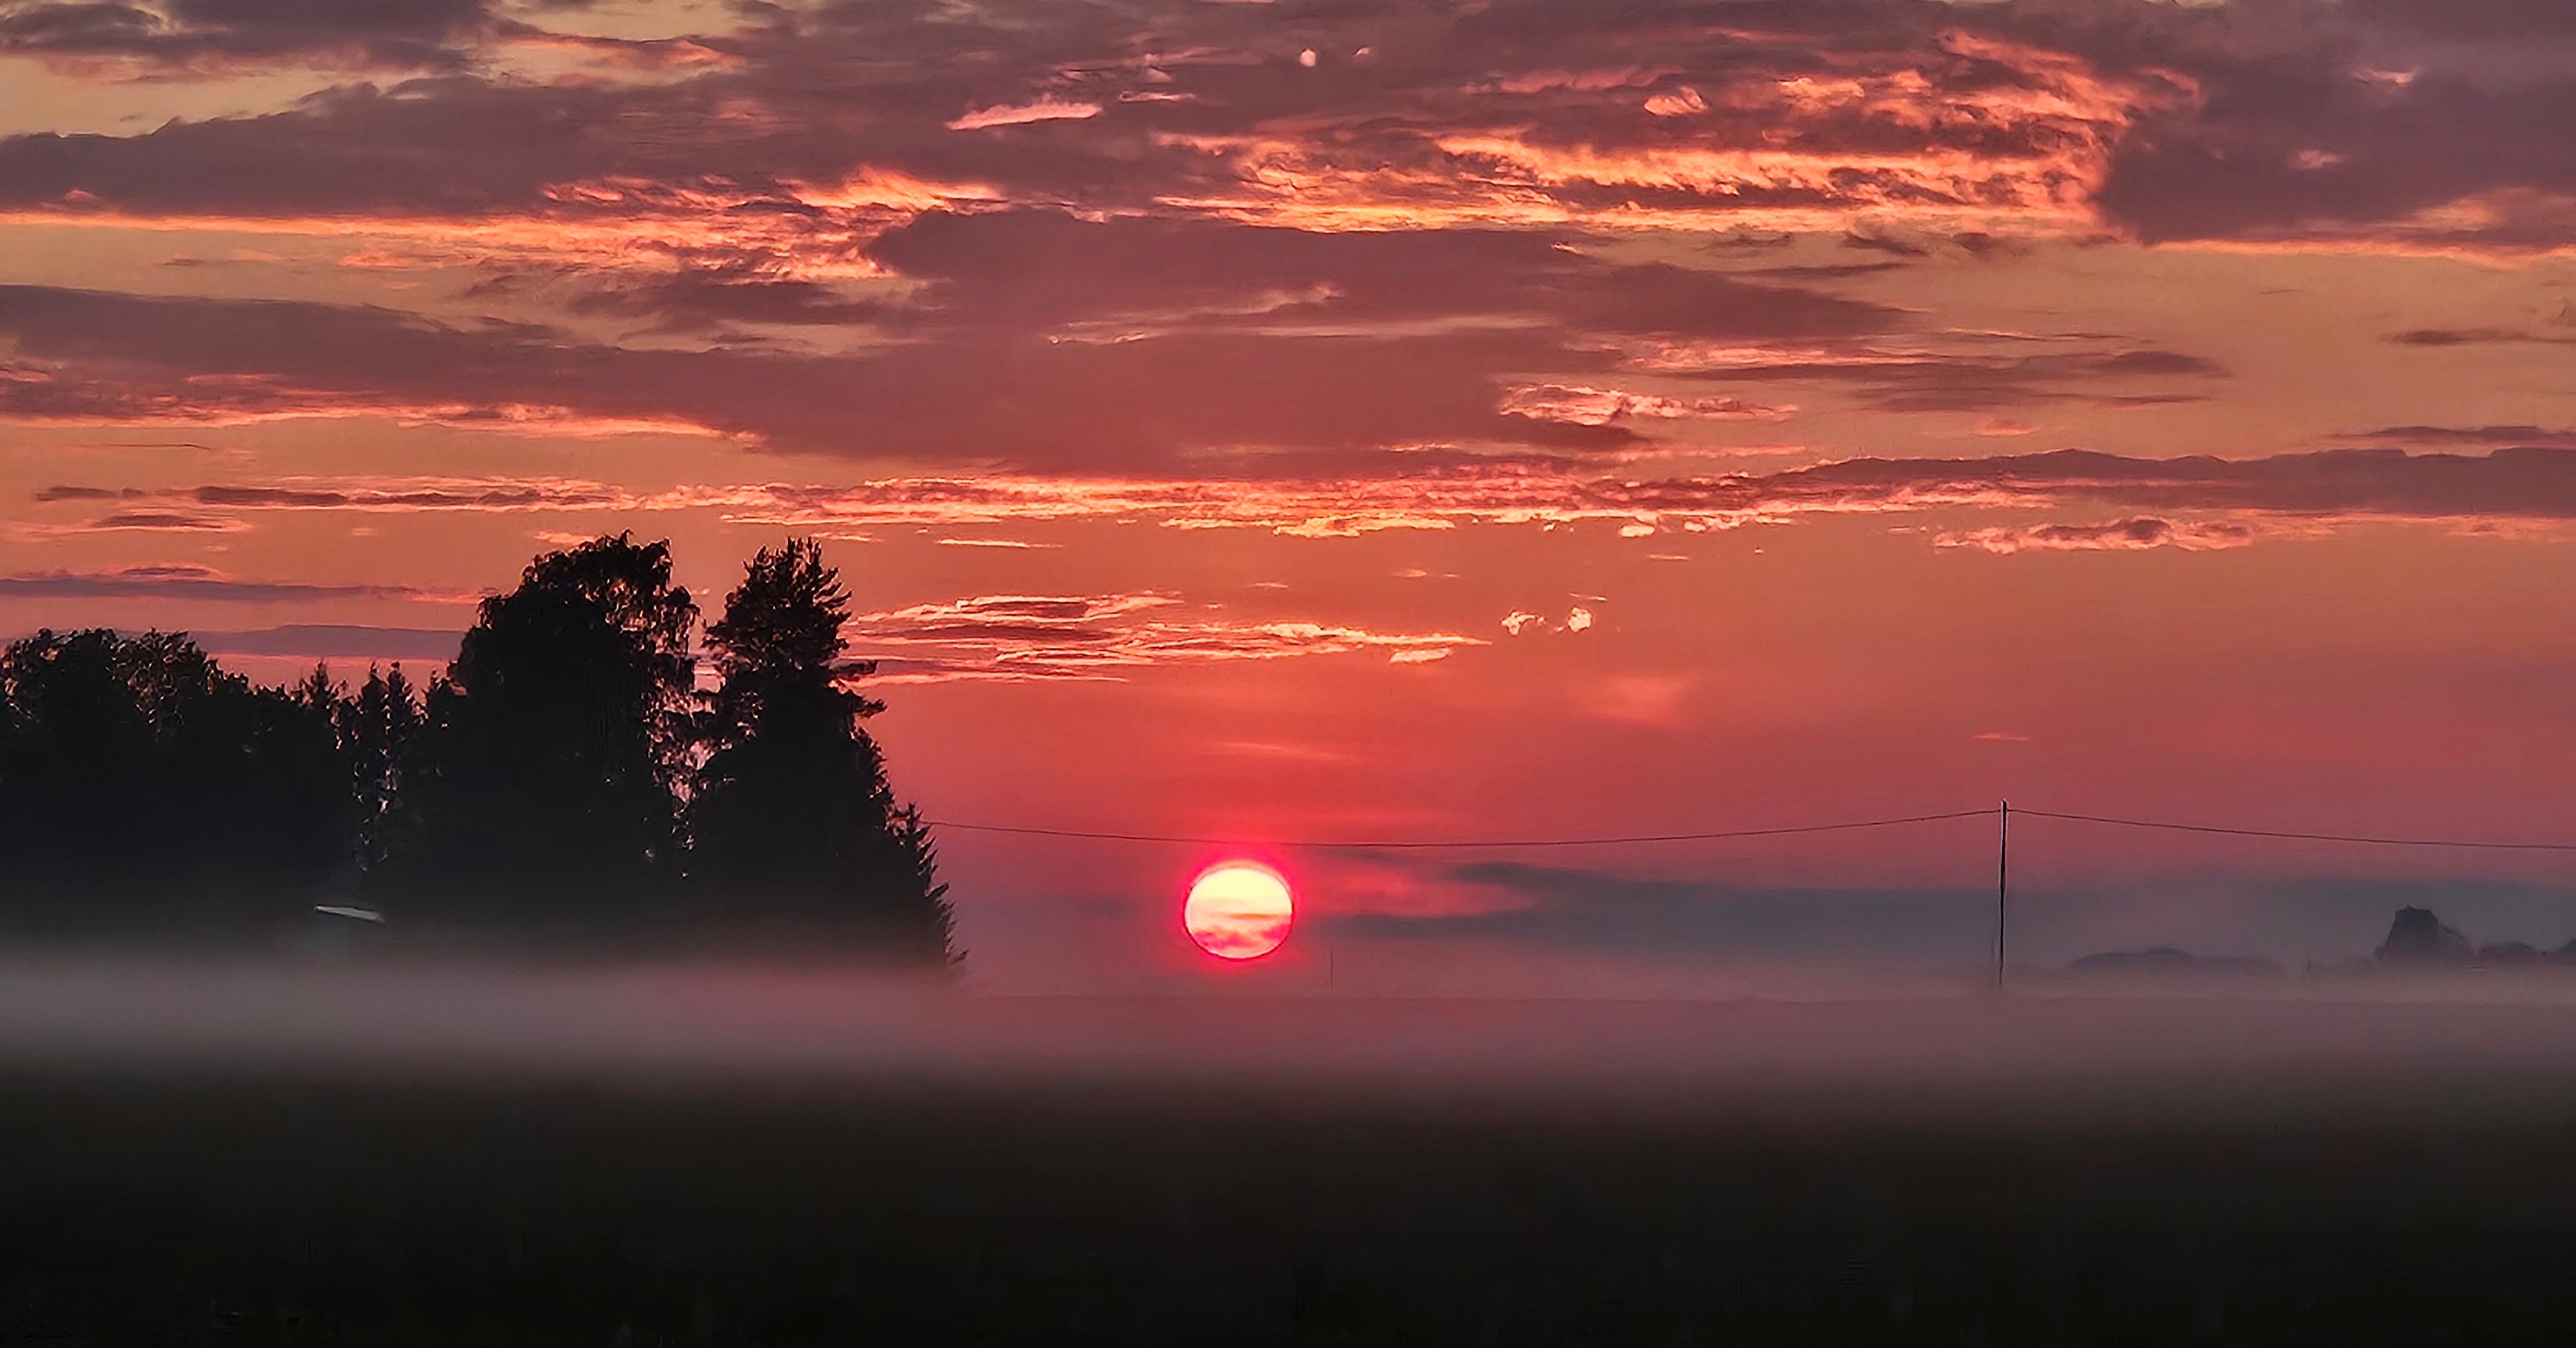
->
[1935,517,2257,555]
[188,623,462,660]
[0,280,1723,464]
[0,0,497,71]
[0,564,461,603]
[1336,860,1993,962]
[846,593,1487,682]
[735,445,2576,542]
[44,446,2576,551]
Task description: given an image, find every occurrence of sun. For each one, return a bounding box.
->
[1184,860,1294,960]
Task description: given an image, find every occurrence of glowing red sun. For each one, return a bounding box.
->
[1184,860,1294,960]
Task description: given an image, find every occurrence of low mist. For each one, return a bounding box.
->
[12,954,2576,1128]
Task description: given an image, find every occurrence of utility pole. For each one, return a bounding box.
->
[1995,800,2011,990]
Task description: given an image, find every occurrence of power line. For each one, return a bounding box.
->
[918,808,1995,850]
[2014,808,2576,853]
[920,806,2576,853]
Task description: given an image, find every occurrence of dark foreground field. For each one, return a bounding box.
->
[8,978,2576,1345]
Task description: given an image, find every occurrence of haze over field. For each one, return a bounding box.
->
[15,957,2576,1121]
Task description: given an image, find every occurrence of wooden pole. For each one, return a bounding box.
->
[1996,800,2011,990]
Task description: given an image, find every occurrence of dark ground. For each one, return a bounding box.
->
[7,1052,2576,1347]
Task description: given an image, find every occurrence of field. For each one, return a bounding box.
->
[7,971,2576,1345]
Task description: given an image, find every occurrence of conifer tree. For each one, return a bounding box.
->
[693,540,953,963]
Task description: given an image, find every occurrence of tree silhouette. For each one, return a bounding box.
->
[332,664,422,874]
[386,535,698,922]
[0,538,962,957]
[693,540,953,964]
[0,629,341,931]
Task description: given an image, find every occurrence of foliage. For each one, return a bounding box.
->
[0,629,343,930]
[334,664,423,873]
[0,535,951,957]
[386,533,699,920]
[694,540,954,964]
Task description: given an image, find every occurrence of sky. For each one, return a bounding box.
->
[1,0,2573,991]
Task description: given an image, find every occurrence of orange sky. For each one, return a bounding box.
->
[3,0,2573,989]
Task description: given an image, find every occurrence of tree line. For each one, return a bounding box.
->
[0,535,952,962]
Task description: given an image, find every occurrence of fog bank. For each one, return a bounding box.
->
[10,956,2576,1127]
